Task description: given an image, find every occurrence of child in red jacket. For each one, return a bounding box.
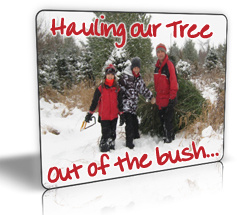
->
[84,64,123,152]
[154,43,178,143]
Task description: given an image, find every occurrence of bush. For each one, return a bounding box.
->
[176,60,192,79]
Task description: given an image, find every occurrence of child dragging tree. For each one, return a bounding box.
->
[84,64,123,152]
[119,57,156,149]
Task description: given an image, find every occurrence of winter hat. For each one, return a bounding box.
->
[105,64,116,75]
[156,43,167,54]
[131,57,141,70]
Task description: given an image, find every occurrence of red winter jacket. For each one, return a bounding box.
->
[89,84,122,121]
[154,54,178,110]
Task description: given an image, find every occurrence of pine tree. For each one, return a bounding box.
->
[123,13,153,74]
[176,60,192,79]
[182,39,198,63]
[91,12,154,75]
[78,42,94,83]
[216,43,226,69]
[168,42,181,66]
[111,49,129,73]
[37,24,81,93]
[86,36,114,78]
[204,47,221,70]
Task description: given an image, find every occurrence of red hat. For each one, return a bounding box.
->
[105,64,116,75]
[156,43,167,54]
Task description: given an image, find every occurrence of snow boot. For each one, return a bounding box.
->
[108,138,115,150]
[99,139,110,152]
[134,133,140,139]
[164,132,175,143]
[172,133,175,140]
[164,137,172,143]
[126,142,135,149]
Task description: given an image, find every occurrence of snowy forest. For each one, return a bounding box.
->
[37,12,226,187]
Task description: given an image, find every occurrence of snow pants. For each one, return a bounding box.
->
[158,106,175,140]
[124,112,140,148]
[100,118,118,144]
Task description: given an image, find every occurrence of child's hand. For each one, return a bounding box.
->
[151,97,156,104]
[119,114,125,126]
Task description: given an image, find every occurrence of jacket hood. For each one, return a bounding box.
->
[123,65,133,76]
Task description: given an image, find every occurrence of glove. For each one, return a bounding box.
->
[119,114,125,126]
[168,99,176,108]
[166,99,176,113]
[85,112,93,123]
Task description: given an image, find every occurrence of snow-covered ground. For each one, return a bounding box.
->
[190,78,219,104]
[40,91,224,188]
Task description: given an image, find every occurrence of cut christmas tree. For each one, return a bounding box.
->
[137,75,206,137]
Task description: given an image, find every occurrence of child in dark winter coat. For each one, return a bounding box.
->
[119,57,156,149]
[84,64,123,152]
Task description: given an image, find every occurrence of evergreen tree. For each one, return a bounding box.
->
[182,39,198,63]
[123,13,153,74]
[167,42,181,66]
[216,43,227,69]
[204,47,221,70]
[86,36,114,78]
[37,27,81,93]
[78,42,94,83]
[111,49,129,73]
[91,12,154,74]
[176,60,192,79]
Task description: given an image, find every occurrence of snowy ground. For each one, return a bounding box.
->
[190,78,219,104]
[40,93,224,188]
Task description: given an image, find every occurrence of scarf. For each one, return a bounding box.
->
[105,78,114,87]
[132,70,140,78]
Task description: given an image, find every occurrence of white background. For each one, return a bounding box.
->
[0,0,236,214]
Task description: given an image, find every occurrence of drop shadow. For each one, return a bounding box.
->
[0,154,43,191]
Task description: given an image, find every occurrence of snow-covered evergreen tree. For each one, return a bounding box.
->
[37,30,82,92]
[204,47,222,71]
[176,60,192,79]
[78,42,94,83]
[111,49,129,74]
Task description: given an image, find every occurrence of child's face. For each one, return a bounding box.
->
[106,73,115,80]
[133,67,140,74]
[157,50,166,62]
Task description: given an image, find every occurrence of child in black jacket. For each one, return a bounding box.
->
[84,64,123,152]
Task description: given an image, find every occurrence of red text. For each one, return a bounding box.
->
[156,141,208,166]
[50,15,127,48]
[166,20,213,38]
[130,22,162,38]
[48,163,83,183]
[114,152,152,172]
[87,153,110,177]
